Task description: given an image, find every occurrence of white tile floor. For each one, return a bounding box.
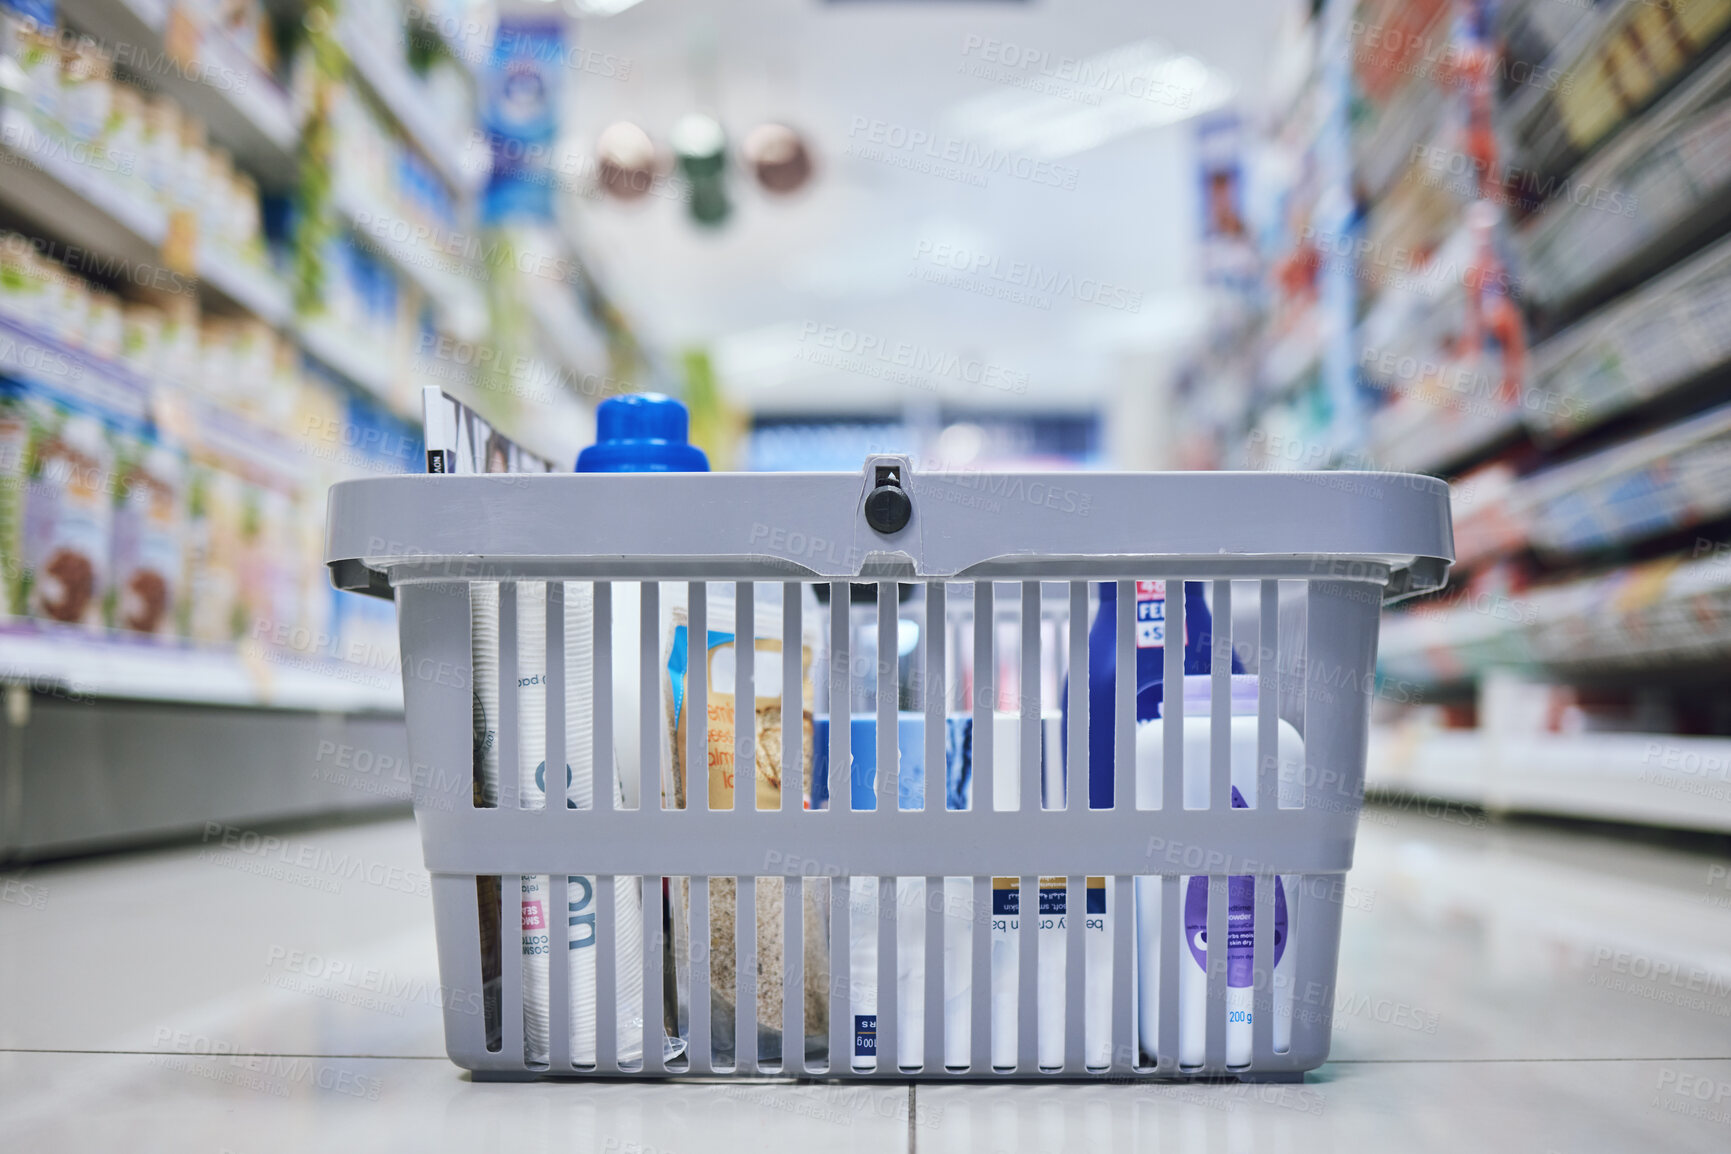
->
[3,803,1730,1152]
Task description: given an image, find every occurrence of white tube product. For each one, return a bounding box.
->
[471,584,501,807]
[516,582,649,1068]
[561,582,651,1066]
[851,717,1016,1072]
[983,716,1111,1070]
[1134,674,1302,1068]
[859,713,1107,1071]
[517,583,552,1066]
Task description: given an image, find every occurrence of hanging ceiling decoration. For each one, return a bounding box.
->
[670,114,730,226]
[742,122,813,194]
[596,121,658,201]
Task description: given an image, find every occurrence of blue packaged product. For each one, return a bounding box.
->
[1062,580,1242,808]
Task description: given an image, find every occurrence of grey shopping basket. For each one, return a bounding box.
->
[326,456,1453,1081]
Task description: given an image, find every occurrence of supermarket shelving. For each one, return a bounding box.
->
[526,281,610,385]
[1518,401,1731,556]
[0,313,151,419]
[196,247,295,328]
[297,314,401,412]
[337,14,485,198]
[1499,0,1731,192]
[0,105,296,329]
[1365,384,1525,475]
[56,0,301,190]
[1367,725,1731,834]
[0,106,169,258]
[0,623,401,713]
[334,186,488,340]
[1518,40,1731,322]
[1378,549,1731,685]
[1526,228,1731,442]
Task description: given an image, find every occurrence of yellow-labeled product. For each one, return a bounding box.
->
[1678,0,1731,55]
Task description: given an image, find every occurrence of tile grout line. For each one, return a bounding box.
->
[908,1083,916,1154]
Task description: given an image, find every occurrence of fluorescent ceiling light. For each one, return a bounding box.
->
[944,39,1234,160]
[572,0,647,15]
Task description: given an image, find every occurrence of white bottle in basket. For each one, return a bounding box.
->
[1134,674,1301,1068]
[515,580,651,1068]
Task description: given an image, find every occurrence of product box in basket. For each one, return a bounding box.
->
[663,585,828,1061]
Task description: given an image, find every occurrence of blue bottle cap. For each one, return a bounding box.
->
[575,393,710,473]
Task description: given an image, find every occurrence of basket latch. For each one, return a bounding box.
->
[864,459,913,535]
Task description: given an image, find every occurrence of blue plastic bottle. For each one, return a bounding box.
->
[1061,581,1239,809]
[576,393,709,473]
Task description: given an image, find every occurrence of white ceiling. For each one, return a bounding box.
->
[556,0,1294,414]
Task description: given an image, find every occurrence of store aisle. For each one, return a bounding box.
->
[2,805,1728,1153]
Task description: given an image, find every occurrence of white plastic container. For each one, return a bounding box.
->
[1135,674,1303,1067]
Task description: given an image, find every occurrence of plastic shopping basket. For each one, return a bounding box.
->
[325,456,1453,1081]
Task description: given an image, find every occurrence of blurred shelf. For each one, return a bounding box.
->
[408,0,485,82]
[175,390,310,477]
[1519,400,1731,557]
[0,315,152,419]
[335,187,487,339]
[1500,0,1731,189]
[57,0,300,189]
[296,316,405,416]
[1354,67,1445,201]
[1527,228,1731,442]
[0,107,293,330]
[0,622,402,713]
[196,248,294,327]
[338,15,483,197]
[1519,40,1731,322]
[1259,310,1325,400]
[1365,387,1525,476]
[1379,550,1731,685]
[1356,219,1476,363]
[1499,0,1638,176]
[526,286,608,383]
[0,107,168,258]
[1368,725,1731,834]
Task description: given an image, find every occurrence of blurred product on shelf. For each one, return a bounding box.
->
[1501,0,1731,197]
[0,6,273,273]
[0,224,414,686]
[1526,228,1731,441]
[1518,37,1731,317]
[1163,2,1731,833]
[1378,549,1731,686]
